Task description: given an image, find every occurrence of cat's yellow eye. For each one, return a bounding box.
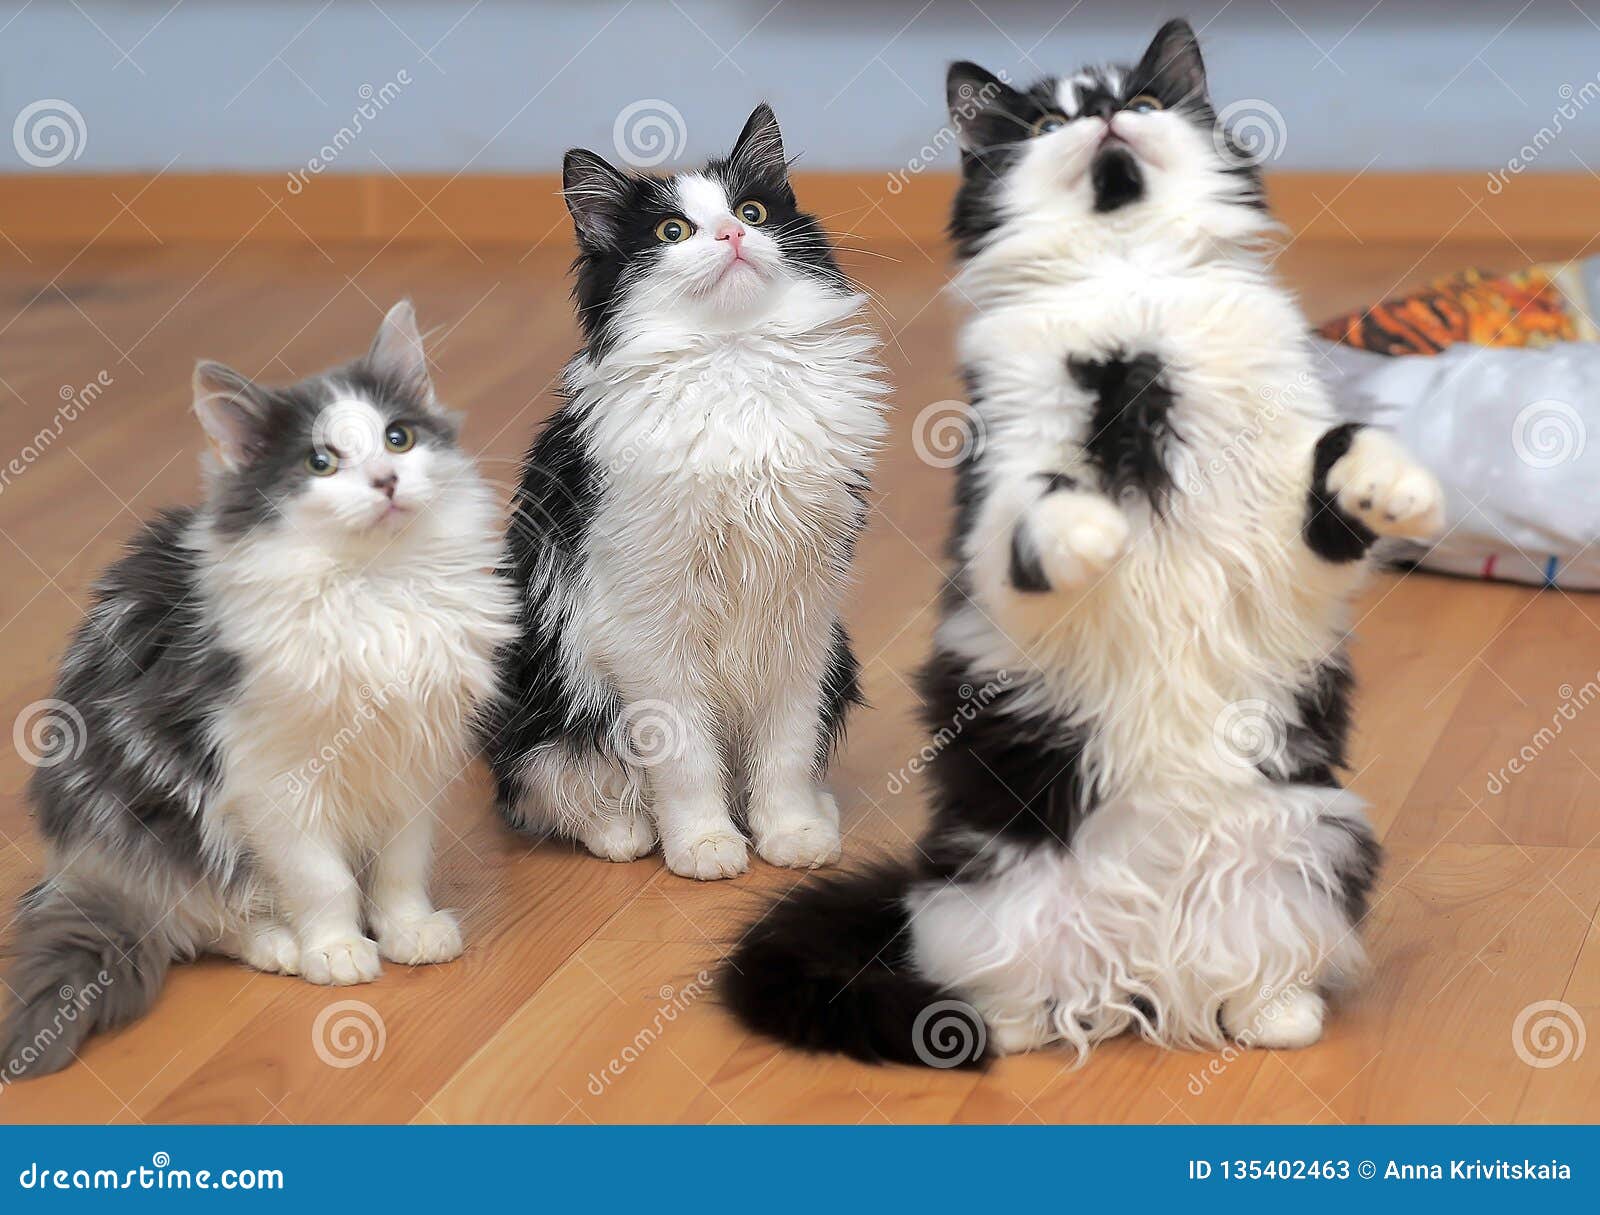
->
[1125,94,1164,113]
[736,199,768,225]
[1031,113,1069,136]
[306,451,338,476]
[384,423,415,453]
[655,217,692,243]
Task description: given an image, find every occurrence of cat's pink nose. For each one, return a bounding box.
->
[371,471,397,498]
[715,221,745,256]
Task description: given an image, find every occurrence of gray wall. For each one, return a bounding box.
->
[4,0,1599,175]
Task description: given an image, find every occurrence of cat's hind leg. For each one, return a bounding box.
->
[1204,785,1379,1050]
[511,744,656,863]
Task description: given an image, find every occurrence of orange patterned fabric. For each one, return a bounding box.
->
[1316,266,1580,355]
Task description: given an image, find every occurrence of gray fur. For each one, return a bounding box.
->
[2,882,168,1081]
[4,316,456,1077]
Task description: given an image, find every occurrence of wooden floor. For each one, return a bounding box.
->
[1,230,1597,1124]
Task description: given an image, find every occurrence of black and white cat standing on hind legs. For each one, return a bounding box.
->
[724,19,1445,1068]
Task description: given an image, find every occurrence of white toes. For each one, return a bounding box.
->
[301,936,383,986]
[240,926,300,975]
[578,814,657,862]
[376,910,464,966]
[664,830,749,881]
[755,820,842,869]
[1224,989,1326,1049]
[1327,430,1445,540]
[752,786,843,869]
[1029,492,1131,588]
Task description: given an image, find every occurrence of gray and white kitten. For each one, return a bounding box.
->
[3,303,515,1079]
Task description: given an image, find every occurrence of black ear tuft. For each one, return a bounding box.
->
[562,149,632,249]
[729,102,787,181]
[946,61,1020,151]
[1135,18,1207,102]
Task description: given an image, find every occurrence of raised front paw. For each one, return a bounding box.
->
[1327,429,1444,540]
[376,910,463,966]
[1012,491,1130,591]
[300,935,383,986]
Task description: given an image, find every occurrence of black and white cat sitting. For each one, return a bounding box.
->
[484,106,887,880]
[725,21,1442,1064]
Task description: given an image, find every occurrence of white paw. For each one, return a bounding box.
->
[756,820,842,870]
[987,1013,1051,1056]
[663,830,749,881]
[300,936,383,986]
[238,925,300,975]
[577,814,657,863]
[1224,988,1325,1049]
[1326,430,1444,540]
[376,911,463,966]
[1027,492,1130,588]
[753,788,842,869]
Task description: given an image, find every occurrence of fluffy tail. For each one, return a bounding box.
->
[2,881,171,1080]
[720,862,990,1069]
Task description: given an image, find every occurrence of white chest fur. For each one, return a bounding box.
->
[949,248,1367,797]
[567,287,887,699]
[197,496,515,840]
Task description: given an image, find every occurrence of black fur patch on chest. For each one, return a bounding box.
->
[1068,351,1181,511]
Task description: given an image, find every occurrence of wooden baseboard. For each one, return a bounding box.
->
[1,170,1595,247]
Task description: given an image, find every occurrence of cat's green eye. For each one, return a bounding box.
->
[385,423,415,453]
[1125,94,1164,113]
[655,217,692,243]
[306,451,338,476]
[736,199,768,225]
[1031,113,1069,136]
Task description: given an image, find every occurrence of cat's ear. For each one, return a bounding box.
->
[193,361,271,470]
[946,62,1021,152]
[728,103,787,182]
[367,299,436,408]
[1135,18,1207,102]
[563,149,632,249]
